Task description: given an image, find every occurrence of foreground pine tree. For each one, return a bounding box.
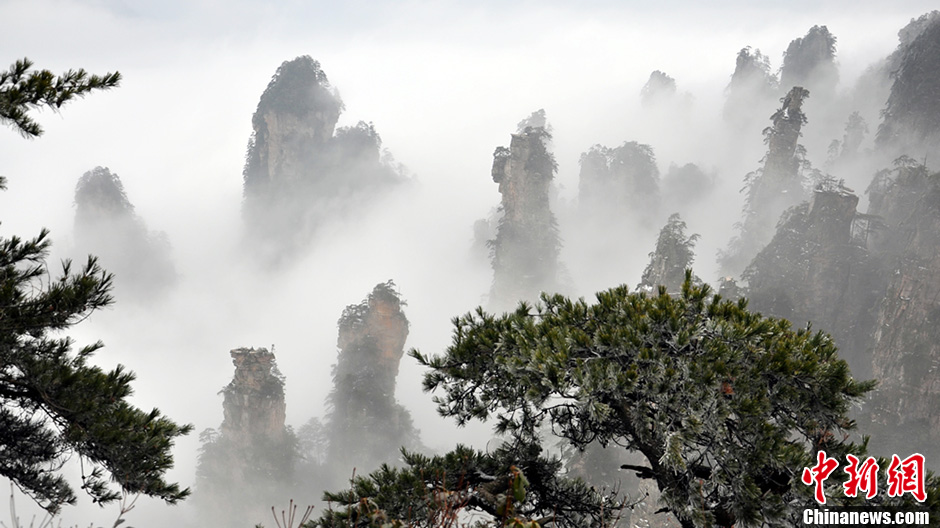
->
[403,275,938,528]
[0,58,191,513]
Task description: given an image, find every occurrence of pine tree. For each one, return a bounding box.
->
[0,59,190,514]
[408,277,939,528]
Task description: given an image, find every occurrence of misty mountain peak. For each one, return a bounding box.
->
[489,114,562,310]
[241,56,407,265]
[780,25,838,95]
[578,141,660,218]
[74,166,134,227]
[328,281,418,475]
[221,347,287,443]
[255,55,343,126]
[877,13,940,150]
[72,166,177,300]
[516,108,549,133]
[641,70,677,106]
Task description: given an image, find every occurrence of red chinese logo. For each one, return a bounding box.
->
[802,451,928,504]
[843,454,879,499]
[886,453,926,502]
[802,451,840,504]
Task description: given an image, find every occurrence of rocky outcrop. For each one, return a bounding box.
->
[489,112,562,310]
[73,166,176,299]
[196,347,297,526]
[74,166,135,227]
[721,86,810,274]
[760,87,810,195]
[335,282,410,396]
[220,347,287,446]
[638,213,700,294]
[242,57,342,192]
[327,281,418,474]
[837,112,868,160]
[242,56,406,264]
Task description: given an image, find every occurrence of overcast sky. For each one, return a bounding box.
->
[2,1,938,525]
[1,1,935,189]
[2,1,936,214]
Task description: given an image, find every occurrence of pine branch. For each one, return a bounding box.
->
[0,58,121,137]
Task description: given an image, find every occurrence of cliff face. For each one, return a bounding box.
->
[73,166,176,299]
[327,281,417,475]
[866,161,927,256]
[220,347,287,446]
[743,184,883,378]
[865,162,940,461]
[242,56,405,264]
[740,159,940,464]
[489,117,562,310]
